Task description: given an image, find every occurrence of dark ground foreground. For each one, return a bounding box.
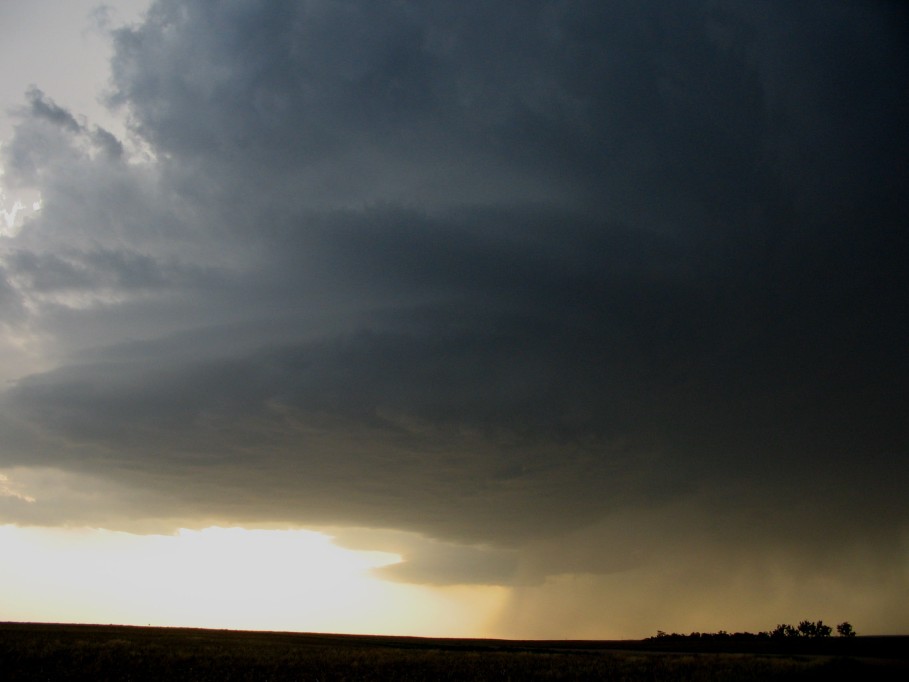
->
[1,622,906,681]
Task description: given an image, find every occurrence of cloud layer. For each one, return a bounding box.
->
[1,0,907,632]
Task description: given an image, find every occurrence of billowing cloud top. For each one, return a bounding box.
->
[1,0,907,623]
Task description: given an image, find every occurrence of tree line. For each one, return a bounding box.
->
[651,620,856,641]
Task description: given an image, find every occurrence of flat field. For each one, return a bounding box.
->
[1,622,906,680]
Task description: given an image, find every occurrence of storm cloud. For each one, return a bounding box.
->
[1,0,907,634]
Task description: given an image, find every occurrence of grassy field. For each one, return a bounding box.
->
[1,622,906,680]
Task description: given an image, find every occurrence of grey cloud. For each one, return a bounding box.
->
[0,267,25,324]
[90,126,124,159]
[1,329,660,546]
[5,88,129,189]
[0,0,906,603]
[106,1,779,219]
[375,543,520,587]
[5,248,171,293]
[26,87,83,133]
[328,528,522,586]
[4,298,904,552]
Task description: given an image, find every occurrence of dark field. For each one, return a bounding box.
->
[1,622,906,681]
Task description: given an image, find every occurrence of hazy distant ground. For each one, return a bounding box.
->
[1,623,907,680]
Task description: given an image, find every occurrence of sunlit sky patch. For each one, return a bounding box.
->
[0,525,506,636]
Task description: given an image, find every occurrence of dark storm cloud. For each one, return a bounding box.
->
[1,0,907,610]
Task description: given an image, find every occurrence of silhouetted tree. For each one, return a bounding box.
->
[837,622,856,637]
[771,624,799,639]
[650,620,851,642]
[797,620,817,637]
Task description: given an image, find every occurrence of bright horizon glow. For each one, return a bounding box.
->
[0,525,508,637]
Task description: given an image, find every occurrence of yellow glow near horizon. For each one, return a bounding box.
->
[0,525,508,637]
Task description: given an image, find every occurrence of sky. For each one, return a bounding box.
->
[0,0,907,639]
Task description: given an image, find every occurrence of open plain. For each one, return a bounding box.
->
[1,622,906,680]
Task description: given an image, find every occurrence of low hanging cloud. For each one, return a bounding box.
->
[0,0,906,631]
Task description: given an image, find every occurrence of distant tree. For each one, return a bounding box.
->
[837,622,856,637]
[771,624,799,639]
[797,620,818,638]
[650,621,849,642]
